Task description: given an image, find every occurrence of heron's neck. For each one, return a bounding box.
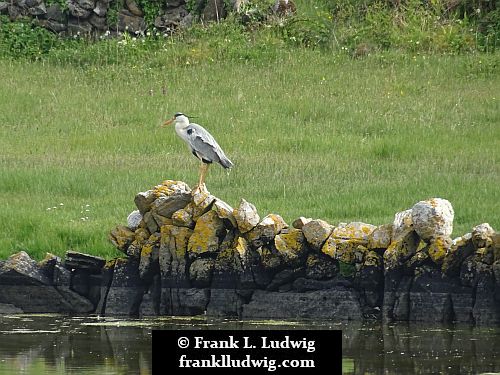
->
[174,119,189,136]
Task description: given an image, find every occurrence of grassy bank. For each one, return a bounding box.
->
[1,47,498,260]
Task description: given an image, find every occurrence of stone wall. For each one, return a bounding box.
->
[0,0,296,36]
[1,179,499,324]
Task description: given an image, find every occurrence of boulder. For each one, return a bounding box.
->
[67,19,93,35]
[67,0,92,18]
[212,199,237,228]
[151,193,191,218]
[201,0,226,22]
[191,186,216,220]
[384,230,420,272]
[189,258,215,288]
[46,3,66,22]
[127,210,142,231]
[245,214,286,248]
[442,233,474,276]
[392,209,413,240]
[427,236,452,265]
[93,0,108,17]
[143,211,159,234]
[233,198,260,233]
[65,251,105,273]
[159,225,193,288]
[134,190,156,215]
[331,222,376,244]
[109,225,135,253]
[367,224,392,250]
[274,228,308,265]
[411,198,454,241]
[305,253,338,280]
[471,223,495,249]
[292,216,312,229]
[187,210,225,255]
[302,219,333,250]
[172,207,195,228]
[138,234,160,281]
[125,0,142,16]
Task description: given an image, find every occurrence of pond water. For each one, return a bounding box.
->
[0,314,499,374]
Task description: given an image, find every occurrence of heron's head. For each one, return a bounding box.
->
[162,112,190,128]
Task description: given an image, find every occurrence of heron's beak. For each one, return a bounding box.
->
[162,118,174,127]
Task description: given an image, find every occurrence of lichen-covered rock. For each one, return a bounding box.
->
[65,251,105,273]
[292,216,312,229]
[233,198,260,233]
[274,229,307,265]
[172,206,195,228]
[143,211,159,234]
[127,210,142,231]
[152,193,191,219]
[139,234,160,281]
[191,185,216,220]
[187,210,225,255]
[151,212,173,228]
[213,199,237,228]
[159,225,193,288]
[411,198,454,241]
[154,180,191,197]
[332,222,376,244]
[472,223,495,249]
[392,209,413,240]
[109,225,135,253]
[367,224,392,250]
[364,251,382,268]
[302,219,333,250]
[428,236,452,265]
[245,214,287,248]
[384,231,420,272]
[442,233,474,276]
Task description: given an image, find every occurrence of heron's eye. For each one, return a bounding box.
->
[187,129,193,135]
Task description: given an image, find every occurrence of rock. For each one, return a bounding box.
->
[292,277,352,292]
[93,0,108,17]
[28,2,46,15]
[274,229,307,265]
[427,236,452,265]
[191,186,216,220]
[68,0,92,18]
[77,0,95,10]
[0,2,8,13]
[305,253,338,280]
[127,210,142,230]
[37,19,67,32]
[245,214,286,248]
[159,225,193,288]
[37,253,59,279]
[109,225,135,253]
[201,0,226,22]
[134,190,156,215]
[172,207,195,228]
[46,3,66,22]
[367,224,392,250]
[104,258,145,316]
[0,252,93,313]
[213,199,237,228]
[266,268,304,291]
[302,219,333,250]
[189,258,215,288]
[143,211,159,234]
[0,251,51,286]
[242,289,362,320]
[125,0,142,16]
[411,198,454,241]
[154,6,189,29]
[0,303,23,314]
[154,180,191,197]
[233,198,260,233]
[442,233,474,276]
[165,287,210,315]
[139,234,160,281]
[324,238,366,265]
[187,210,225,255]
[472,223,495,249]
[331,222,376,244]
[384,231,420,272]
[88,13,107,29]
[67,19,93,35]
[65,251,105,273]
[364,250,383,268]
[392,209,413,240]
[151,192,191,218]
[151,212,173,228]
[292,216,312,229]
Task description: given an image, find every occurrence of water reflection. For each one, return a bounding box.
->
[0,315,499,374]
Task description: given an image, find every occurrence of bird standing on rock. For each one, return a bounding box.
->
[162,112,233,189]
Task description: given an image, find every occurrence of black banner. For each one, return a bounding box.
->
[152,330,342,374]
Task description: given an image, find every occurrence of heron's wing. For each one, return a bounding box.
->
[186,123,229,163]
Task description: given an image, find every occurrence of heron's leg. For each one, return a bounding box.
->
[198,162,209,188]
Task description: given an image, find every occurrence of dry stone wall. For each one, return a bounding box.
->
[1,179,499,324]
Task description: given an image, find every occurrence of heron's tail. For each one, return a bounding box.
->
[219,156,234,169]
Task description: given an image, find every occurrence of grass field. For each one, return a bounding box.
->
[0,46,499,259]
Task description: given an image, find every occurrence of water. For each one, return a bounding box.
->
[0,314,499,374]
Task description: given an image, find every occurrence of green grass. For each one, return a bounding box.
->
[0,45,499,259]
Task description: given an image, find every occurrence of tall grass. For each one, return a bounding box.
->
[0,46,498,260]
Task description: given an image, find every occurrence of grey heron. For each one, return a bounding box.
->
[162,112,233,188]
